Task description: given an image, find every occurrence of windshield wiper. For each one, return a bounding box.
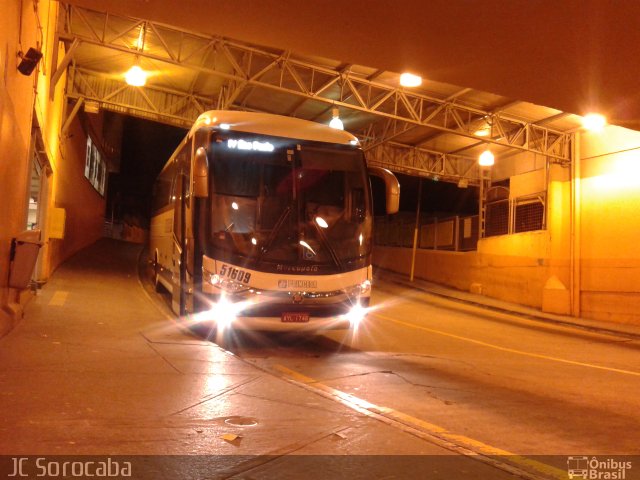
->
[312,221,344,271]
[257,204,292,264]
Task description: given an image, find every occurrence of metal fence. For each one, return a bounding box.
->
[485,191,546,237]
[375,214,479,251]
[485,200,509,237]
[375,191,545,251]
[513,194,545,233]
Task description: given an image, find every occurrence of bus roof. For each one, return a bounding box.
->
[191,110,359,146]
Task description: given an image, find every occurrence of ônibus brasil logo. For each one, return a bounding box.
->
[567,456,633,479]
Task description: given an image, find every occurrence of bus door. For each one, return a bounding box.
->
[172,171,188,315]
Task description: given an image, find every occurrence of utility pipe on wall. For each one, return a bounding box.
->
[570,131,581,317]
[409,178,423,282]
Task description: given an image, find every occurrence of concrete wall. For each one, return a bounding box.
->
[0,0,42,333]
[46,117,106,270]
[579,126,640,323]
[0,1,107,335]
[375,127,640,326]
[374,230,554,310]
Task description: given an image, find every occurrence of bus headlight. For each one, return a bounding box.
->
[359,279,371,295]
[348,279,371,297]
[343,303,369,327]
[193,295,251,329]
[212,296,242,327]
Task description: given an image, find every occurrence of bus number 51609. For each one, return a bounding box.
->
[220,264,251,284]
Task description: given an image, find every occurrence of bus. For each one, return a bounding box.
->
[150,110,399,332]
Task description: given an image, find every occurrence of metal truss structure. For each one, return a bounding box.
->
[66,67,217,128]
[56,3,573,180]
[365,141,481,184]
[358,117,481,182]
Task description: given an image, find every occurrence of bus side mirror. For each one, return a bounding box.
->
[193,147,209,198]
[368,166,400,214]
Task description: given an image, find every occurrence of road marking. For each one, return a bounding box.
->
[374,312,640,377]
[274,364,566,480]
[48,291,69,306]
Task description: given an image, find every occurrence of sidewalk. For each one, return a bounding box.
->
[0,239,525,479]
[378,268,640,340]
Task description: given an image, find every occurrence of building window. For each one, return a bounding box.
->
[85,136,106,195]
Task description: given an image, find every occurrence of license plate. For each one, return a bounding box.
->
[281,312,310,323]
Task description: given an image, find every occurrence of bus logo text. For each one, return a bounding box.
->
[278,280,317,289]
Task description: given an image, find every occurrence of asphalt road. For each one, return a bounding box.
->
[219,280,640,457]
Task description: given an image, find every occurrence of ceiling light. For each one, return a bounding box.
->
[329,107,344,130]
[400,72,422,87]
[582,113,606,132]
[458,178,469,188]
[474,116,493,137]
[125,64,147,87]
[479,149,495,167]
[135,23,147,51]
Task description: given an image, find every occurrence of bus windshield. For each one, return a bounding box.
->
[207,135,372,273]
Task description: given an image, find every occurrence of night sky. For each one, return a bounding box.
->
[107,115,186,227]
[395,173,478,216]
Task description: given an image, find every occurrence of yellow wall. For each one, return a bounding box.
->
[0,1,107,335]
[375,230,553,309]
[374,126,640,326]
[0,0,41,333]
[47,117,106,269]
[579,126,640,323]
[34,2,107,275]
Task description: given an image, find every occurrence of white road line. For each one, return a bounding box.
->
[374,312,640,377]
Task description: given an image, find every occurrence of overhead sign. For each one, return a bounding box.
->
[227,139,274,152]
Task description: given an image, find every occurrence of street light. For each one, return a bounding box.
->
[400,72,422,87]
[125,63,147,87]
[479,149,495,167]
[582,113,606,132]
[329,108,344,130]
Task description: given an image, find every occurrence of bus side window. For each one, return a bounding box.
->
[172,172,187,243]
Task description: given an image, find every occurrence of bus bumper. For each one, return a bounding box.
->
[187,299,369,332]
[224,315,352,332]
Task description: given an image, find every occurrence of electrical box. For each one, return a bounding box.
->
[49,207,66,239]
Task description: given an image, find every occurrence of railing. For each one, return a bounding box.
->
[485,191,546,237]
[375,215,479,251]
[374,190,545,251]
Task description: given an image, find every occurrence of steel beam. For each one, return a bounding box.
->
[50,38,80,98]
[58,3,572,162]
[67,67,215,127]
[366,141,481,184]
